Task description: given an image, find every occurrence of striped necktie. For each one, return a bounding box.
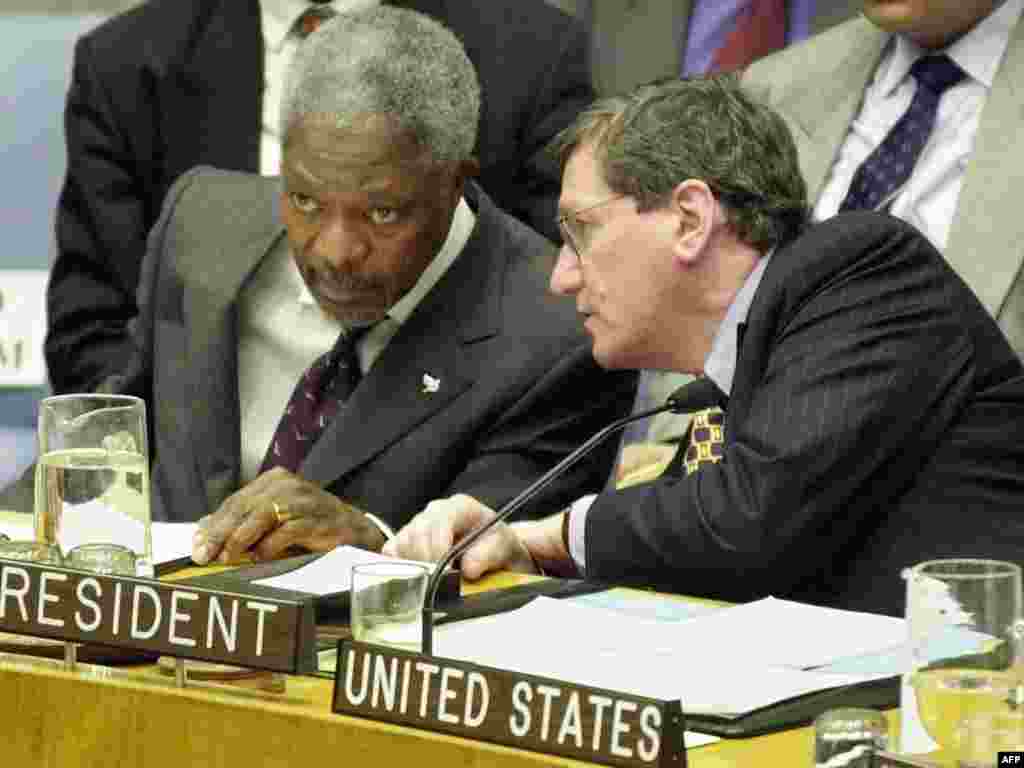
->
[260,325,370,474]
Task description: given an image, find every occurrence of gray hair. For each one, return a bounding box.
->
[280,7,481,165]
[552,75,809,250]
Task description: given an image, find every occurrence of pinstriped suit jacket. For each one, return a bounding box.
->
[584,212,1024,616]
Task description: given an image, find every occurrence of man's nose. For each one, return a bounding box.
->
[313,213,370,269]
[549,244,583,296]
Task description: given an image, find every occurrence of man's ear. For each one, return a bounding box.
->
[447,156,479,204]
[669,179,718,267]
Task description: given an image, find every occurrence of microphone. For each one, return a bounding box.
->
[421,376,723,656]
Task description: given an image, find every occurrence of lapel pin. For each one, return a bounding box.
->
[421,373,441,394]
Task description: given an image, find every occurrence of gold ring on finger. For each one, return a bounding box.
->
[272,501,291,526]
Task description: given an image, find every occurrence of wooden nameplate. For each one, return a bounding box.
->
[0,556,316,673]
[332,641,686,768]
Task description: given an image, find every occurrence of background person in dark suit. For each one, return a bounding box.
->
[384,76,1024,618]
[3,9,634,562]
[46,0,594,396]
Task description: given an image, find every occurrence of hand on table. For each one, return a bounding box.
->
[191,468,385,565]
[381,494,538,579]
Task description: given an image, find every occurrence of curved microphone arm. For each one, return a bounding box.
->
[420,376,721,656]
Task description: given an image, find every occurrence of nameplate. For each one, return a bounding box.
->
[0,270,47,387]
[0,558,316,673]
[332,641,686,768]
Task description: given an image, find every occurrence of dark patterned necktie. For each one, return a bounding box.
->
[260,326,369,474]
[839,55,965,212]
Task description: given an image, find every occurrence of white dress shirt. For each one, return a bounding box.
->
[567,254,772,571]
[260,0,380,175]
[814,0,1023,251]
[237,196,476,493]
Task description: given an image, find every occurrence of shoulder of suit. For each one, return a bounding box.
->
[465,184,581,334]
[778,213,937,280]
[165,167,278,231]
[743,15,882,96]
[79,0,249,64]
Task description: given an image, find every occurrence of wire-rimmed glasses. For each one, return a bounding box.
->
[555,194,628,260]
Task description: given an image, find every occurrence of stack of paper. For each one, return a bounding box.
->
[433,596,903,719]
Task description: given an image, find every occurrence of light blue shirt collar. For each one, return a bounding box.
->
[702,252,771,396]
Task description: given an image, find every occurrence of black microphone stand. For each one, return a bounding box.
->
[421,377,722,656]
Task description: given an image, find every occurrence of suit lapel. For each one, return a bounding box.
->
[785,20,888,201]
[162,0,262,179]
[302,185,504,488]
[185,181,284,511]
[943,18,1024,319]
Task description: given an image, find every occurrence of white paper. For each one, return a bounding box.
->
[433,597,891,717]
[151,522,197,566]
[0,514,32,541]
[58,498,146,556]
[662,596,907,669]
[253,545,433,595]
[684,732,719,749]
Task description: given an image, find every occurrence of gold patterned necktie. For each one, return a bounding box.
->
[683,407,726,475]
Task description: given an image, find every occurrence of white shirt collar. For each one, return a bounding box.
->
[261,0,380,51]
[294,195,477,331]
[702,251,771,396]
[876,0,1022,96]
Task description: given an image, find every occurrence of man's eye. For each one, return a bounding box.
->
[369,207,400,225]
[289,193,320,215]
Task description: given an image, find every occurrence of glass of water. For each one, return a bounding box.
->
[351,562,430,653]
[903,559,1024,767]
[34,394,152,577]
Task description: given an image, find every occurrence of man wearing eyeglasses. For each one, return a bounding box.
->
[384,76,1024,617]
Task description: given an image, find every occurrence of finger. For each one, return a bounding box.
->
[193,490,251,564]
[218,497,276,563]
[394,500,447,562]
[429,515,456,563]
[251,519,304,561]
[460,529,513,580]
[192,514,217,565]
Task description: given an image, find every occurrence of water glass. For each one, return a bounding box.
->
[67,543,137,575]
[350,562,430,653]
[902,559,1024,766]
[0,540,62,565]
[34,394,152,576]
[814,707,889,768]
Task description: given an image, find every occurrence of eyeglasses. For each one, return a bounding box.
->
[555,195,628,260]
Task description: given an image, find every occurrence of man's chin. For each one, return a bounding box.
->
[315,296,387,327]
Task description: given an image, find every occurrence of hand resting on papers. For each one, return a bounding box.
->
[382,494,567,579]
[191,467,386,565]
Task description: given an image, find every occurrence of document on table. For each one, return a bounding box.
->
[253,545,434,595]
[652,595,908,669]
[0,514,32,541]
[151,522,198,567]
[433,596,895,719]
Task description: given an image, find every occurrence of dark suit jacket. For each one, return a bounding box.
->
[47,0,593,394]
[585,213,1024,616]
[101,169,635,528]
